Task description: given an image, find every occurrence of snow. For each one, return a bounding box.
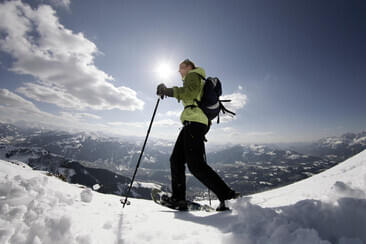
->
[266,151,276,156]
[249,144,265,154]
[0,149,366,243]
[287,154,301,160]
[132,181,161,189]
[249,149,366,207]
[352,136,366,145]
[80,189,93,203]
[225,198,366,244]
[322,137,346,148]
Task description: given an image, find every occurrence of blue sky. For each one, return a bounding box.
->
[0,0,365,144]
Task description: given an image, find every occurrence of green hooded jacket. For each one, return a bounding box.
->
[172,67,209,126]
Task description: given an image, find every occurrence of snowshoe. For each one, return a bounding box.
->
[151,188,215,212]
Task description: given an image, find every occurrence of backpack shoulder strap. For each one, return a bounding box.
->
[195,73,206,81]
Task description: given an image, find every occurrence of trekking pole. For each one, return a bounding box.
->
[203,147,212,206]
[122,97,161,208]
[208,189,212,206]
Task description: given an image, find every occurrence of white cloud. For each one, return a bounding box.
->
[0,88,147,137]
[166,110,180,117]
[108,118,180,128]
[238,85,243,90]
[59,112,102,121]
[158,110,180,118]
[0,1,144,111]
[107,121,147,128]
[44,0,71,9]
[246,131,274,136]
[0,89,40,113]
[220,92,248,111]
[16,82,82,109]
[206,126,276,144]
[221,127,237,133]
[0,88,68,127]
[154,119,181,127]
[34,0,71,9]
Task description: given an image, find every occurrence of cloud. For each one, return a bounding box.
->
[154,119,181,127]
[0,89,181,141]
[221,127,237,133]
[0,88,98,128]
[246,131,274,136]
[206,125,276,144]
[0,88,40,113]
[59,112,102,121]
[108,118,180,128]
[221,92,248,111]
[0,88,61,126]
[34,0,71,9]
[43,0,71,9]
[0,1,144,111]
[107,121,147,128]
[157,110,180,118]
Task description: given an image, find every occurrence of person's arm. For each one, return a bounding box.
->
[172,73,201,102]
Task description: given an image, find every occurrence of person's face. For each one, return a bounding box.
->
[178,63,191,78]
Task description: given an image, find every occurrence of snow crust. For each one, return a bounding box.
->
[0,149,366,243]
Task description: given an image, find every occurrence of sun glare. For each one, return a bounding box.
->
[155,61,174,81]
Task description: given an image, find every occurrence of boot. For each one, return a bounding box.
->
[216,190,240,211]
[216,201,230,211]
[161,195,188,211]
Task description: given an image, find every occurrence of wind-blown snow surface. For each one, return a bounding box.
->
[1,150,366,244]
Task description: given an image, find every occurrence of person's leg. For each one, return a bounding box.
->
[170,127,187,201]
[184,122,233,201]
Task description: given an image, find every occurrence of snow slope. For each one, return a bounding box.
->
[1,150,366,244]
[250,148,366,207]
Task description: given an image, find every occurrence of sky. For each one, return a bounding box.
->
[0,0,365,144]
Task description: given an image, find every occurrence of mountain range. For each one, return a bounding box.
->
[1,122,365,199]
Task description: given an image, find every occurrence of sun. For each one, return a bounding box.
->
[155,61,174,81]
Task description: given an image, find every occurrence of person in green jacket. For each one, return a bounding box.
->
[157,59,239,211]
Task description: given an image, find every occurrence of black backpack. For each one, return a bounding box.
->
[185,74,236,124]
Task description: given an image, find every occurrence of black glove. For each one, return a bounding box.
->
[157,83,167,98]
[156,83,174,99]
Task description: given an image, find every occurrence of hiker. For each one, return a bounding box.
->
[156,59,240,211]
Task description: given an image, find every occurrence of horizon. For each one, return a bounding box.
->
[0,0,365,144]
[1,121,365,148]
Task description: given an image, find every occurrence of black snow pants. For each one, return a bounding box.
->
[170,121,232,202]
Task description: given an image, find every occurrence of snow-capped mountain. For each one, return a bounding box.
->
[208,143,322,165]
[290,131,366,162]
[3,123,365,171]
[0,125,164,199]
[2,122,366,201]
[0,122,171,171]
[1,150,365,243]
